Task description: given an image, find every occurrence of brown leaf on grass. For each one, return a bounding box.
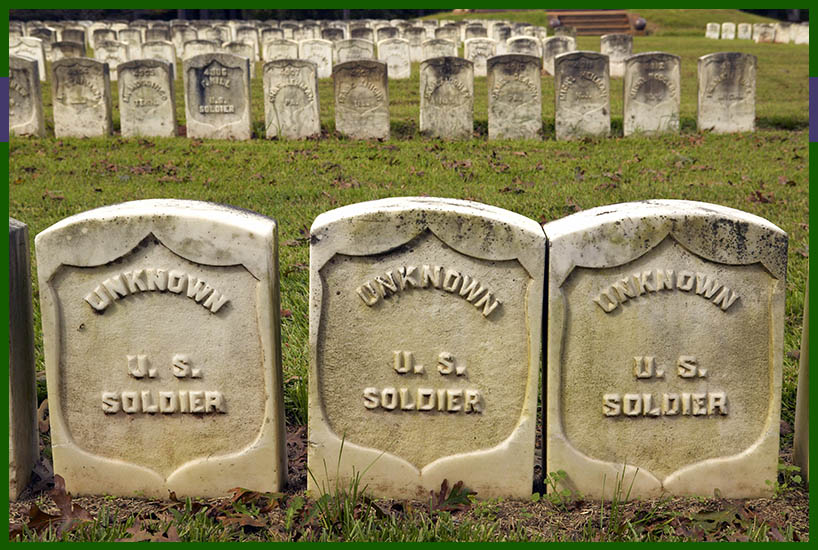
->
[565,197,582,213]
[747,190,775,203]
[594,182,618,191]
[19,474,94,538]
[118,518,181,542]
[512,151,527,157]
[573,167,585,182]
[283,263,308,275]
[429,479,475,513]
[37,399,50,433]
[217,513,268,530]
[280,309,292,318]
[778,176,797,186]
[42,189,65,201]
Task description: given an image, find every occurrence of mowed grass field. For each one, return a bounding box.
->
[8,9,809,542]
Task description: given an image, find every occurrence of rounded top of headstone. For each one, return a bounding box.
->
[487,53,541,70]
[698,51,757,64]
[624,51,680,66]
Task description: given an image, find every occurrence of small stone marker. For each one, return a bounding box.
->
[9,218,39,501]
[542,36,576,76]
[737,23,752,40]
[333,60,389,140]
[334,38,375,64]
[51,57,112,138]
[9,55,46,137]
[308,197,544,499]
[377,38,411,79]
[299,38,333,79]
[554,51,610,141]
[419,57,473,140]
[697,52,756,133]
[421,38,457,61]
[506,36,541,58]
[487,54,541,140]
[705,23,720,39]
[721,22,736,40]
[793,281,809,484]
[543,200,788,498]
[93,40,129,81]
[263,39,299,62]
[184,53,252,140]
[35,200,286,498]
[600,33,632,78]
[118,59,177,137]
[263,59,321,139]
[623,52,681,136]
[753,23,775,43]
[464,38,497,77]
[9,37,47,81]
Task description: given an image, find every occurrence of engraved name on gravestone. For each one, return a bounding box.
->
[263,39,299,62]
[464,38,497,77]
[35,200,286,498]
[118,59,177,137]
[421,38,457,61]
[543,200,787,498]
[705,23,720,39]
[623,52,681,136]
[333,60,389,140]
[600,33,632,78]
[721,22,736,40]
[9,37,47,81]
[377,38,411,79]
[263,59,320,139]
[542,36,576,75]
[308,197,544,499]
[697,52,756,133]
[334,38,375,64]
[9,56,46,137]
[420,57,473,140]
[9,218,39,501]
[184,53,252,140]
[299,39,333,79]
[554,51,610,141]
[51,58,112,138]
[487,54,541,140]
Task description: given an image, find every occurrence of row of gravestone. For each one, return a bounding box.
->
[9,197,806,502]
[705,21,809,44]
[10,51,757,142]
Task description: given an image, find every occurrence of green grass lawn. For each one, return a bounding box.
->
[8,8,809,542]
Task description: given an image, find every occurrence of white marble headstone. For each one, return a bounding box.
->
[51,57,113,138]
[9,55,46,137]
[308,197,544,499]
[623,52,681,136]
[263,59,321,139]
[35,200,286,498]
[183,53,252,140]
[697,52,756,133]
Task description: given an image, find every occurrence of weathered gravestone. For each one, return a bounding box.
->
[118,59,177,137]
[184,53,252,140]
[299,39,333,79]
[117,28,143,59]
[51,41,86,61]
[146,27,171,43]
[737,23,752,40]
[377,38,411,79]
[792,24,809,45]
[554,25,577,39]
[420,57,474,140]
[600,33,632,78]
[404,26,427,62]
[223,41,257,78]
[51,57,112,138]
[334,38,375,64]
[9,55,46,137]
[753,23,775,43]
[172,25,198,53]
[421,38,457,61]
[141,40,177,80]
[793,281,808,485]
[9,37,47,81]
[182,39,220,61]
[333,60,389,140]
[350,27,375,42]
[554,51,610,140]
[93,40,129,81]
[92,28,117,48]
[235,26,260,60]
[34,200,287,498]
[542,36,576,76]
[543,200,788,498]
[697,52,756,133]
[434,26,459,47]
[28,26,56,59]
[623,52,681,136]
[308,197,544,499]
[773,22,792,44]
[506,36,541,58]
[263,39,299,62]
[321,27,344,43]
[263,59,321,139]
[494,25,512,44]
[487,54,541,140]
[62,27,86,45]
[262,27,286,44]
[376,26,400,43]
[705,23,720,39]
[721,22,736,40]
[464,38,497,77]
[9,218,39,501]
[465,24,488,40]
